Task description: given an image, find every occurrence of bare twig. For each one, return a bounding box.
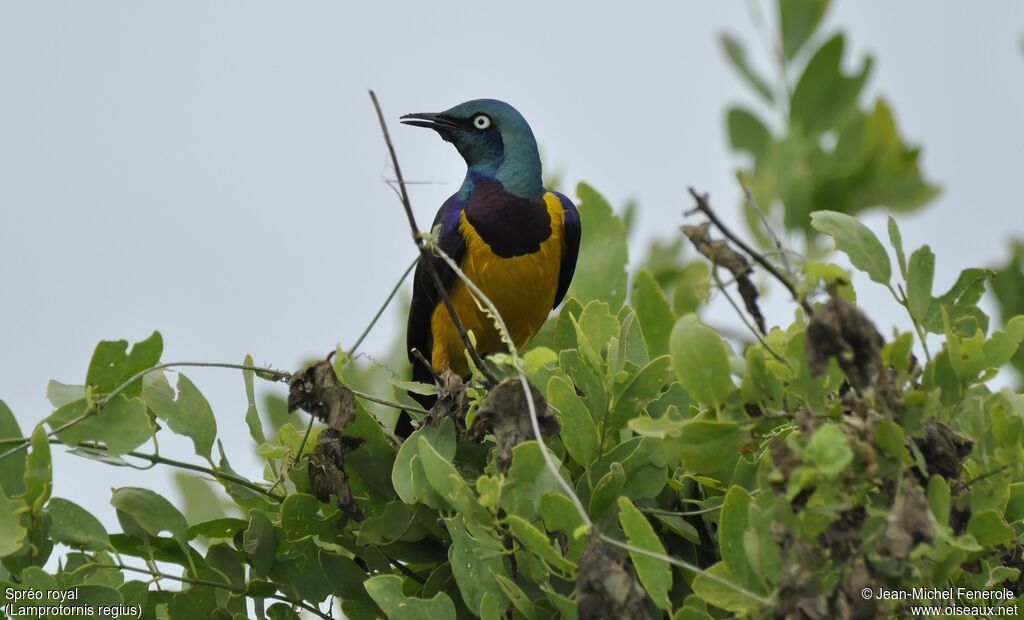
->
[687,187,813,316]
[368,90,499,388]
[683,222,766,334]
[410,348,442,384]
[343,257,418,362]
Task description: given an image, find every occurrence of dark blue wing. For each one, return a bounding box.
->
[406,193,467,397]
[551,191,581,308]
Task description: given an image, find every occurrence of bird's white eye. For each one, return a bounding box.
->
[473,114,491,130]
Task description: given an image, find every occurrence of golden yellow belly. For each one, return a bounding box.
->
[430,192,565,375]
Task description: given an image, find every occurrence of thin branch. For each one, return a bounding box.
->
[292,413,317,472]
[368,90,499,388]
[597,535,770,605]
[639,504,723,517]
[737,172,795,282]
[84,562,333,620]
[351,389,430,415]
[409,349,442,384]
[711,268,790,367]
[341,257,418,363]
[98,361,291,409]
[0,361,292,463]
[687,187,813,316]
[60,440,285,502]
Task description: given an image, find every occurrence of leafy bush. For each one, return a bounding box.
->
[3,1,1024,619]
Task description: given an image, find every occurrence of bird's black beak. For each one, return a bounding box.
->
[399,112,462,132]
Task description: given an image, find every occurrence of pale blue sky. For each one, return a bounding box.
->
[1,1,1022,524]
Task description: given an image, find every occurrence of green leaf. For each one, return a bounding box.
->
[320,551,377,605]
[23,425,51,513]
[632,269,675,358]
[810,210,892,285]
[984,316,1024,369]
[673,262,711,316]
[506,515,574,572]
[187,517,247,540]
[691,561,761,613]
[45,497,109,551]
[85,331,163,398]
[966,509,1015,546]
[887,216,907,280]
[365,575,456,620]
[500,442,566,521]
[617,497,672,612]
[0,487,27,556]
[804,425,853,477]
[992,241,1024,324]
[574,300,620,370]
[494,573,538,620]
[872,420,906,461]
[727,108,773,160]
[553,298,584,353]
[174,472,226,524]
[206,542,244,588]
[357,501,421,546]
[569,183,629,309]
[547,376,598,468]
[45,380,85,408]
[391,379,439,396]
[392,419,455,505]
[417,435,482,518]
[671,420,745,474]
[670,314,735,406]
[720,34,774,102]
[243,510,277,579]
[719,486,761,593]
[927,475,951,527]
[907,245,935,322]
[242,354,266,445]
[1006,483,1024,523]
[779,0,830,59]
[611,355,672,430]
[790,34,871,136]
[540,493,587,560]
[110,487,190,546]
[589,462,626,517]
[921,267,995,334]
[142,373,217,461]
[446,515,508,615]
[559,349,608,425]
[0,401,26,497]
[46,395,155,456]
[280,494,335,541]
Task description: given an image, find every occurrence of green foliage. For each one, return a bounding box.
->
[1,5,1022,618]
[7,177,1020,619]
[722,0,939,242]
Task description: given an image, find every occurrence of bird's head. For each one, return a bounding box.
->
[401,99,543,199]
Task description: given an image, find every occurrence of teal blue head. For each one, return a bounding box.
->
[401,99,543,199]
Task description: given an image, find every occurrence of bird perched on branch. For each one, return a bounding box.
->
[398,99,581,435]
